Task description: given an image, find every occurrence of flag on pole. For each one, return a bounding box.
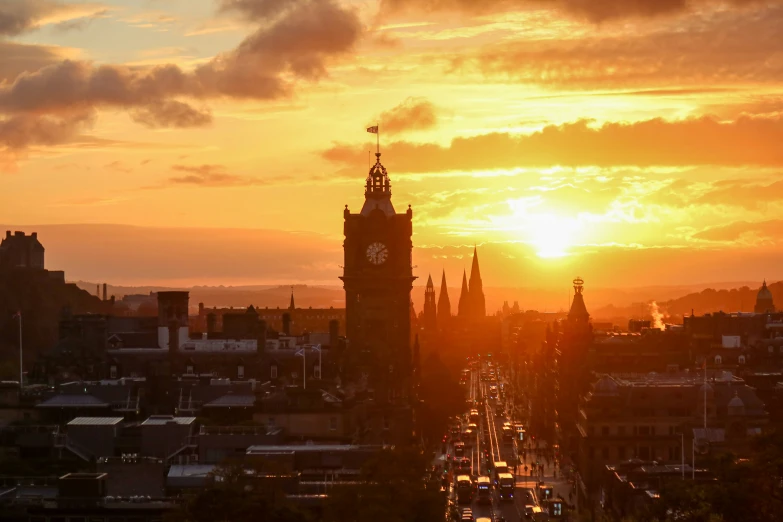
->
[13,311,20,319]
[295,349,305,357]
[312,344,321,352]
[366,126,378,134]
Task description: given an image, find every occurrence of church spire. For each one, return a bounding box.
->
[437,269,451,326]
[423,274,437,331]
[468,246,486,319]
[458,269,470,318]
[289,286,295,311]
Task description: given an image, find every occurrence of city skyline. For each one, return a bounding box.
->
[2,0,783,288]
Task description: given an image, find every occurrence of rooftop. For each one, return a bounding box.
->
[68,417,124,426]
[141,416,196,426]
[37,395,109,408]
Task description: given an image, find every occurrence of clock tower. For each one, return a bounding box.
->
[341,151,415,410]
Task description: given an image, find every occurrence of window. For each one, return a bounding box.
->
[602,426,609,436]
[618,446,626,460]
[668,446,677,461]
[638,446,651,460]
[271,365,278,379]
[715,355,722,365]
[330,416,338,431]
[314,364,321,379]
[601,447,609,459]
[268,417,276,427]
[383,415,390,430]
[589,447,595,460]
[738,355,746,364]
[237,365,244,379]
[110,365,117,379]
[186,365,194,375]
[618,426,625,436]
[638,426,651,436]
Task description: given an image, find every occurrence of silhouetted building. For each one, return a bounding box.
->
[0,230,44,270]
[341,150,415,444]
[754,280,775,314]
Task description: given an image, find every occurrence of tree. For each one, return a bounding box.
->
[165,459,313,522]
[323,446,446,522]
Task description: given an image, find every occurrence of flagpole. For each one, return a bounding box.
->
[303,348,306,390]
[18,313,22,389]
[376,123,379,155]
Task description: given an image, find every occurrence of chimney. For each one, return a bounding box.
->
[282,313,291,336]
[168,319,179,354]
[31,232,37,240]
[206,313,216,335]
[257,320,267,354]
[96,285,100,297]
[5,231,10,239]
[102,283,107,302]
[329,319,339,348]
[110,295,115,306]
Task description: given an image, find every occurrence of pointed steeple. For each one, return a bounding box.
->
[437,269,451,326]
[468,246,486,319]
[289,286,295,311]
[423,274,437,331]
[458,269,470,317]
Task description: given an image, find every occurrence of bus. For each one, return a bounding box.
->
[458,457,471,473]
[495,404,504,417]
[493,461,509,484]
[456,475,473,504]
[502,426,514,442]
[469,409,480,424]
[454,441,465,458]
[476,476,492,504]
[497,472,514,501]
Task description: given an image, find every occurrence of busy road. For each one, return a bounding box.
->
[445,357,567,522]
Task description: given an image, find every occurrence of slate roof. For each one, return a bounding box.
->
[68,417,124,426]
[36,395,109,408]
[203,395,256,408]
[141,416,196,426]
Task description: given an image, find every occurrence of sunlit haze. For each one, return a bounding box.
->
[2,0,783,292]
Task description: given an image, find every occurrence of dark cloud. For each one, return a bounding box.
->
[130,100,213,129]
[380,0,778,22]
[0,41,68,82]
[323,115,783,171]
[373,97,439,135]
[0,0,58,36]
[0,0,361,159]
[0,111,94,150]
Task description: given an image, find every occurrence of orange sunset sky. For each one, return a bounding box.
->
[1,0,783,291]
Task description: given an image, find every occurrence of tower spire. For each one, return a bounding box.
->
[289,286,295,311]
[458,269,470,318]
[437,269,452,326]
[468,245,486,319]
[423,274,437,331]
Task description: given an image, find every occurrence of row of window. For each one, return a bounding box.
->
[590,424,687,436]
[589,445,677,461]
[110,365,322,380]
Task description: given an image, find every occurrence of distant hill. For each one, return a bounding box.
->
[660,281,781,316]
[1,271,104,378]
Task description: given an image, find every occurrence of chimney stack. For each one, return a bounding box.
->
[257,319,267,354]
[102,283,107,301]
[282,313,291,336]
[96,284,100,297]
[329,319,339,348]
[206,313,216,335]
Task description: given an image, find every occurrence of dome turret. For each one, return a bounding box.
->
[755,280,775,314]
[728,392,745,416]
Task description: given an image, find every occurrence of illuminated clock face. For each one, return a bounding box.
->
[366,242,389,265]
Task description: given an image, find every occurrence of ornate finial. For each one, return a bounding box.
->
[573,276,584,294]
